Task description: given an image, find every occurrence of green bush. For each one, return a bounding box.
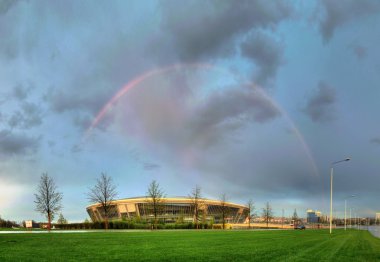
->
[212,224,222,229]
[54,221,213,230]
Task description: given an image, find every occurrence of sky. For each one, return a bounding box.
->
[1,0,380,222]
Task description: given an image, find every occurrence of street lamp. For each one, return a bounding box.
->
[330,157,351,234]
[345,195,355,231]
[355,213,357,228]
[350,207,352,228]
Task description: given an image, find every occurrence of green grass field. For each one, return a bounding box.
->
[1,229,379,261]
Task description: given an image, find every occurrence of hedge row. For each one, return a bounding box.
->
[54,221,213,230]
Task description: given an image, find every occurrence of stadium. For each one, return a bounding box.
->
[87,197,249,224]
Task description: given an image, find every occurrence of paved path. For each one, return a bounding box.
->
[368,226,380,238]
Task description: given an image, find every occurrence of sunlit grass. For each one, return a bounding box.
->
[0,229,379,261]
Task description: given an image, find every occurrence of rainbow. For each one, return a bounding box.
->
[84,63,319,178]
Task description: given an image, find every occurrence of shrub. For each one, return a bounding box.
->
[212,224,223,229]
[53,221,215,230]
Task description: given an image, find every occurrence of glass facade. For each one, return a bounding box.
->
[306,210,320,223]
[87,197,248,224]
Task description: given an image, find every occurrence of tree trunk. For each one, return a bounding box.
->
[195,210,198,229]
[153,206,157,230]
[48,213,51,231]
[105,217,109,230]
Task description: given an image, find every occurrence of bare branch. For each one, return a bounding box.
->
[220,193,229,229]
[261,202,274,228]
[146,180,165,229]
[189,185,203,229]
[34,173,63,230]
[87,172,118,229]
[247,199,255,229]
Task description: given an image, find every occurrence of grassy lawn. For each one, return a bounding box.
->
[0,228,43,231]
[0,229,379,261]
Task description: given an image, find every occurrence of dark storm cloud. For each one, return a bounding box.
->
[370,137,380,145]
[349,44,367,59]
[7,112,23,128]
[0,0,293,136]
[47,140,56,148]
[240,32,284,86]
[0,0,38,60]
[194,88,279,128]
[184,133,321,201]
[0,1,150,125]
[160,0,292,61]
[47,86,111,116]
[71,144,82,153]
[114,73,315,201]
[39,14,160,128]
[188,88,280,148]
[120,79,280,154]
[143,162,161,171]
[0,0,19,15]
[319,0,380,43]
[0,129,40,156]
[7,102,43,129]
[0,13,19,59]
[12,84,31,101]
[73,114,93,130]
[303,81,336,123]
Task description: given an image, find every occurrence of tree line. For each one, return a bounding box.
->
[0,216,19,228]
[33,172,276,230]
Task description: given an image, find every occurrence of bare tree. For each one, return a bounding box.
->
[57,213,68,224]
[247,199,255,229]
[87,173,118,230]
[220,193,229,229]
[261,202,274,228]
[189,185,203,229]
[34,173,63,231]
[146,180,165,229]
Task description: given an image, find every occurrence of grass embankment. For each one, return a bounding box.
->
[0,229,379,261]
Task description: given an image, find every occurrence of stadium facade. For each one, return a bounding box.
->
[87,197,249,224]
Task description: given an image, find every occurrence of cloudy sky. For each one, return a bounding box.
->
[1,0,380,222]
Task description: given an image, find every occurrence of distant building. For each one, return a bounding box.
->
[307,209,321,223]
[25,220,33,228]
[376,212,380,221]
[23,220,40,228]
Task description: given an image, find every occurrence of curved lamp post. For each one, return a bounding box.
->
[330,158,351,234]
